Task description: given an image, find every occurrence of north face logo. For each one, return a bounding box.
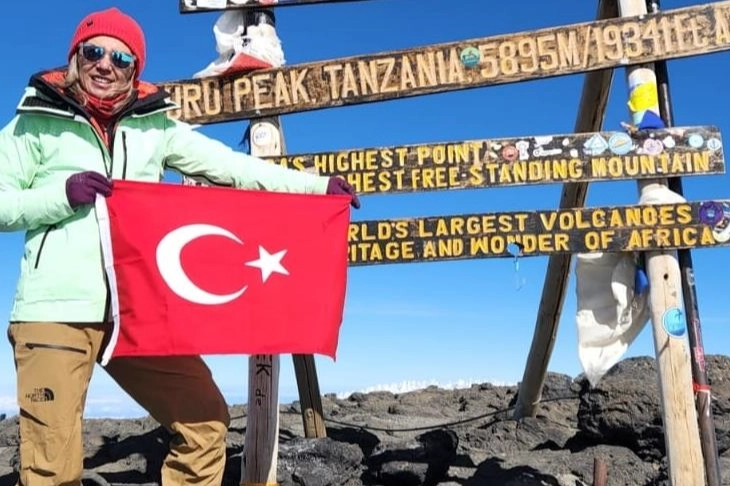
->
[26,387,54,402]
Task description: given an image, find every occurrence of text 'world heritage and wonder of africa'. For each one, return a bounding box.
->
[347,201,730,265]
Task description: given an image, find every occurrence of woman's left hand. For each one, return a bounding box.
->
[326,177,360,209]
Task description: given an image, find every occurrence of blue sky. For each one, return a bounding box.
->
[1,0,729,418]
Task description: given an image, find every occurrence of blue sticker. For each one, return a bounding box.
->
[699,201,724,225]
[583,134,608,156]
[608,132,633,155]
[713,202,730,243]
[459,47,481,68]
[688,134,704,148]
[662,307,686,338]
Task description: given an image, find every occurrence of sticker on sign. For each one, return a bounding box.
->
[193,0,228,8]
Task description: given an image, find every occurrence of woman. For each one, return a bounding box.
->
[0,7,358,486]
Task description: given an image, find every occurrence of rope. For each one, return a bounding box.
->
[231,394,579,434]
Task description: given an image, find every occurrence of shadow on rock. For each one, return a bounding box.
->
[83,425,170,485]
[466,457,561,486]
[327,426,380,457]
[0,472,16,486]
[363,429,458,485]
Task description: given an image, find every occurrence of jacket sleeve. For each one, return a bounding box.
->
[162,116,329,194]
[0,115,75,232]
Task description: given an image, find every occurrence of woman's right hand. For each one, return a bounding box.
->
[65,171,113,208]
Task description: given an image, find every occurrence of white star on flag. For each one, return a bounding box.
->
[245,246,289,282]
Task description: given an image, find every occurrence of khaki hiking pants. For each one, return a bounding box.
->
[8,322,231,486]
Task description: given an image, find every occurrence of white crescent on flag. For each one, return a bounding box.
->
[156,224,248,305]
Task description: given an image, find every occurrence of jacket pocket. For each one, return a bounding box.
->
[25,342,87,355]
[33,224,56,270]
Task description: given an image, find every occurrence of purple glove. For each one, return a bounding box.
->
[327,177,360,209]
[66,171,113,208]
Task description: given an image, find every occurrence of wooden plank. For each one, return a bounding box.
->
[263,126,725,194]
[160,0,730,124]
[513,0,617,422]
[619,0,705,484]
[180,0,368,13]
[347,200,730,266]
[243,118,284,486]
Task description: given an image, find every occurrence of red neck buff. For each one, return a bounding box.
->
[84,91,129,124]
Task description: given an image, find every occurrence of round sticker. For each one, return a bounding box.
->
[688,133,704,148]
[459,47,481,68]
[252,124,273,146]
[707,137,723,151]
[712,203,730,243]
[698,201,723,225]
[643,138,664,156]
[608,133,633,155]
[662,307,686,338]
[502,145,518,161]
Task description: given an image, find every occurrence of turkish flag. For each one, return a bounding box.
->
[95,180,351,365]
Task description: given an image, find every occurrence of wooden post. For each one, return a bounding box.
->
[619,1,705,485]
[592,457,608,486]
[243,117,284,486]
[648,1,722,483]
[293,354,327,438]
[513,0,617,419]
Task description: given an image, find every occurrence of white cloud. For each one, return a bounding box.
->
[0,395,17,415]
[0,379,516,419]
[336,377,515,399]
[0,395,147,419]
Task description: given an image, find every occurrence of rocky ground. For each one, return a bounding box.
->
[0,355,728,485]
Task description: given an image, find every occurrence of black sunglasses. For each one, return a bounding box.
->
[79,43,135,70]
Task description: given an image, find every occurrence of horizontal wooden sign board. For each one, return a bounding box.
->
[179,0,366,13]
[347,200,730,266]
[160,0,730,124]
[265,126,724,194]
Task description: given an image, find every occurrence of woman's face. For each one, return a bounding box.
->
[77,35,135,99]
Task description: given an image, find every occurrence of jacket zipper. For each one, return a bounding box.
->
[25,342,86,355]
[33,224,56,269]
[89,129,112,179]
[121,132,128,179]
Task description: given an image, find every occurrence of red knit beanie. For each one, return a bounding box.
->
[68,7,146,78]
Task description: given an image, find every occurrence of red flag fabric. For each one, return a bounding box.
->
[96,180,351,365]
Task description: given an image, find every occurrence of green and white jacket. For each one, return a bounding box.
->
[0,69,329,323]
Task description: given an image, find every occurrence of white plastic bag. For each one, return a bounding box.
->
[575,185,686,386]
[193,10,284,78]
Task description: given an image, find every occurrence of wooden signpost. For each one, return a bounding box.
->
[172,0,730,484]
[649,1,723,483]
[616,1,704,484]
[514,0,618,425]
[264,126,724,194]
[243,117,284,486]
[347,200,730,266]
[179,0,367,13]
[161,0,730,124]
